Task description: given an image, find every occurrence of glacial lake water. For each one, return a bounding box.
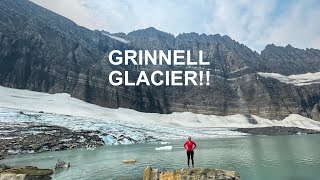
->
[2,134,320,180]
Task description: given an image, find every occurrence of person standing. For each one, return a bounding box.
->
[184,136,197,168]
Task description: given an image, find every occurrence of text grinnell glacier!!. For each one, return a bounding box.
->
[108,50,210,86]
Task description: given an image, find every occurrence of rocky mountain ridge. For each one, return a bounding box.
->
[0,0,319,121]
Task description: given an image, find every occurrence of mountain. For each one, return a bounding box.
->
[260,44,320,75]
[0,0,319,122]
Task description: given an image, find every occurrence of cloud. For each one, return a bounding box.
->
[74,0,208,35]
[30,0,96,29]
[30,0,320,52]
[204,0,278,51]
[264,0,320,50]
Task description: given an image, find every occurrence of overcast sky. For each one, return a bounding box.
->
[30,0,320,52]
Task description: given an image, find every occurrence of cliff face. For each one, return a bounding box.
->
[0,0,319,121]
[260,44,320,75]
[0,0,160,112]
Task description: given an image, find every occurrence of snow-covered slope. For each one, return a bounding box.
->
[1,86,320,132]
[258,72,320,86]
[102,32,130,44]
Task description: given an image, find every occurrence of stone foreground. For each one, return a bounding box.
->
[143,166,240,180]
[0,165,53,180]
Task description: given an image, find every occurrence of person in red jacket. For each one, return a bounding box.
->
[184,136,197,167]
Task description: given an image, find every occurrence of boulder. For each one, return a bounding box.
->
[121,159,136,164]
[0,165,53,180]
[143,166,240,180]
[143,166,153,180]
[55,160,70,169]
[0,164,11,171]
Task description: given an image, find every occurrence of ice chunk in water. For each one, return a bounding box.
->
[155,146,173,151]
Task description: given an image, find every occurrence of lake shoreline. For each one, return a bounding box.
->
[234,126,320,136]
[2,135,320,180]
[0,121,106,161]
[1,124,320,161]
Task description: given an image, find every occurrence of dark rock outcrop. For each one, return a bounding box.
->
[55,160,70,169]
[235,126,320,136]
[0,0,319,121]
[0,164,11,171]
[0,120,105,157]
[0,153,4,160]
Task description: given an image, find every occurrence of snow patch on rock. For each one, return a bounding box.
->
[102,32,130,44]
[258,72,320,86]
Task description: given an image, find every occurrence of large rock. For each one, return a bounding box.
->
[0,166,53,180]
[143,166,240,180]
[0,165,11,171]
[0,153,4,160]
[143,166,153,180]
[55,160,70,169]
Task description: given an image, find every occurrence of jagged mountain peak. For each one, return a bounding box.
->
[263,43,277,50]
[285,44,293,49]
[127,27,175,38]
[262,43,309,53]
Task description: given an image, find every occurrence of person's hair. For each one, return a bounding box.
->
[188,136,191,140]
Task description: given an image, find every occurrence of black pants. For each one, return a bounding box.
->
[187,151,194,167]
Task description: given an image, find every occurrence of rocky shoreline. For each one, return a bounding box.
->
[1,110,320,162]
[0,109,160,160]
[235,126,320,136]
[0,120,105,159]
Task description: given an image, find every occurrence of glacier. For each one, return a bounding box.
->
[1,85,320,146]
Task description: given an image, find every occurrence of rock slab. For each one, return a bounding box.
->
[0,165,53,180]
[143,166,240,180]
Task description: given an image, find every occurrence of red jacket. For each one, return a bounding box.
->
[184,140,197,152]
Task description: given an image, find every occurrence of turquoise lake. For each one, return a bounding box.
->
[2,134,320,180]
